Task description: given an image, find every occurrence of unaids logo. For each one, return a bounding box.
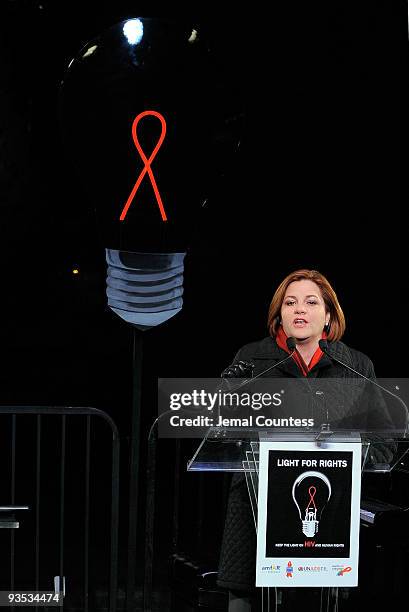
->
[337,566,352,576]
[286,561,294,578]
[298,565,327,573]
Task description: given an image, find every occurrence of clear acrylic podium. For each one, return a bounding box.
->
[187,425,409,612]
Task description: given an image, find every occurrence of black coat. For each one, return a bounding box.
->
[217,335,393,592]
[230,335,375,379]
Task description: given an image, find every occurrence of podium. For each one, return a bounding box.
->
[187,426,409,612]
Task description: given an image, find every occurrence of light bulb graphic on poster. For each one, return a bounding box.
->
[255,436,361,587]
[292,471,332,537]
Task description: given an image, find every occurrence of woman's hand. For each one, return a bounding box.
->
[221,360,255,378]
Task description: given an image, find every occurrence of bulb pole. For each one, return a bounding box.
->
[126,329,143,611]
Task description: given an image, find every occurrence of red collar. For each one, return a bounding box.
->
[275,326,326,376]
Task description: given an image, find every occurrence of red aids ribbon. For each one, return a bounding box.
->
[338,567,352,576]
[120,110,167,222]
[307,486,317,511]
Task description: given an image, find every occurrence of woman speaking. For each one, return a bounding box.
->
[217,269,389,612]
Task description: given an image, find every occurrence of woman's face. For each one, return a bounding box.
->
[280,279,330,343]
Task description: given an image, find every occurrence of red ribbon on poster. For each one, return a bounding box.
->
[120,110,168,222]
[307,486,317,511]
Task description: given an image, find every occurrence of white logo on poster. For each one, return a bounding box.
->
[292,471,332,537]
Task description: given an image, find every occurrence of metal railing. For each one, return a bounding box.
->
[0,406,120,611]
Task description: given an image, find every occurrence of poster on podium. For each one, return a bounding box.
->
[256,439,361,587]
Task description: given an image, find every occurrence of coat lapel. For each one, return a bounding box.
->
[251,336,343,378]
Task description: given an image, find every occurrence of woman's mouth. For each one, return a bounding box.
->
[293,318,308,327]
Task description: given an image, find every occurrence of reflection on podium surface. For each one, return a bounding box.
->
[188,428,407,474]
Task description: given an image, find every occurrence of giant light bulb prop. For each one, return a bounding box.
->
[60,18,242,330]
[292,471,331,537]
[60,17,243,610]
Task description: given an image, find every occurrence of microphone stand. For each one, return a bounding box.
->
[210,341,297,439]
[319,340,409,435]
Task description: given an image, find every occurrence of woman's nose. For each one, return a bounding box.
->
[295,306,306,314]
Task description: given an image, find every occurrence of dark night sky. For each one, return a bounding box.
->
[0,0,405,603]
[1,3,405,412]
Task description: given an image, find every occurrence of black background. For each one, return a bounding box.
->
[265,450,353,558]
[0,0,405,603]
[1,2,406,404]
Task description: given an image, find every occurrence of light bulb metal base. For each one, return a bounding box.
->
[302,518,319,537]
[105,249,186,330]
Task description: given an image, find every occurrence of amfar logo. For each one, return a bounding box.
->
[261,564,281,573]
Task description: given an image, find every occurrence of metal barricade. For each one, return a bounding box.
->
[0,406,119,611]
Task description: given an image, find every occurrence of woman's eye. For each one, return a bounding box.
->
[307,301,318,305]
[285,301,295,306]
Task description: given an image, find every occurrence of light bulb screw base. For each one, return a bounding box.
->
[302,519,319,537]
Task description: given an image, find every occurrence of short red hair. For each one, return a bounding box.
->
[267,269,345,342]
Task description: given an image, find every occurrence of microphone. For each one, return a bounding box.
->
[210,337,298,434]
[222,337,297,391]
[152,337,297,441]
[318,339,409,432]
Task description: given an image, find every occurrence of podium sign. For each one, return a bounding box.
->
[256,438,361,587]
